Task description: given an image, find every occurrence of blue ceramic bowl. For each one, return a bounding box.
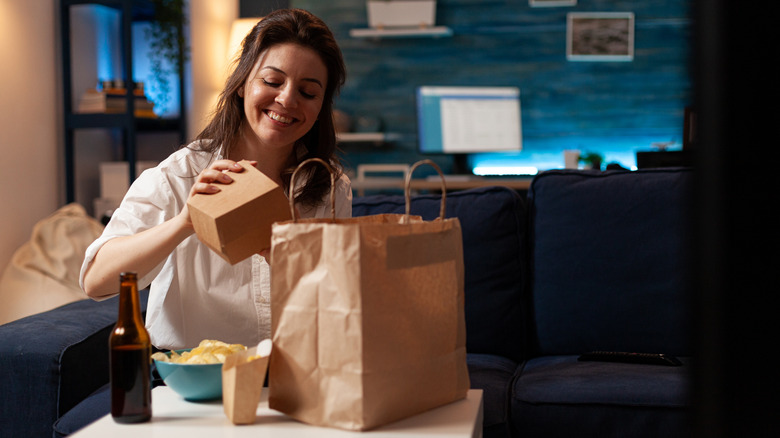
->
[153,349,223,401]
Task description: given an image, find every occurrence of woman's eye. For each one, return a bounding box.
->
[261,77,318,99]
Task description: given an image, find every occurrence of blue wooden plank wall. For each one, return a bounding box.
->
[291,0,691,173]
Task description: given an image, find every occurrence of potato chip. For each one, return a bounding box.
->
[152,339,246,364]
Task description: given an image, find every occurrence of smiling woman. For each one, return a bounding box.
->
[79,9,352,351]
[236,42,328,170]
[196,8,347,206]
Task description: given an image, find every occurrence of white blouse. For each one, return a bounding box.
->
[79,143,352,350]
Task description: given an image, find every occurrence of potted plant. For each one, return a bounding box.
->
[145,0,189,114]
[579,151,604,170]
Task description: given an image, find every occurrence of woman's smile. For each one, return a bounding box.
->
[265,109,294,125]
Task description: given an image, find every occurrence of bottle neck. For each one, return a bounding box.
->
[117,273,142,326]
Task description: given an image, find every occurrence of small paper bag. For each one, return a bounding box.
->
[268,159,469,431]
[222,340,272,425]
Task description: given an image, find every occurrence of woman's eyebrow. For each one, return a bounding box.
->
[260,66,323,88]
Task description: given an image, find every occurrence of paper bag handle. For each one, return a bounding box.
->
[289,158,337,221]
[404,159,447,222]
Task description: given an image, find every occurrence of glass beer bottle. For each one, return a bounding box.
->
[109,272,152,423]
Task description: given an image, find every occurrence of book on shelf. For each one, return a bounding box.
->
[77,88,157,118]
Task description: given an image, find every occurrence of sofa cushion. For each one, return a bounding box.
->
[353,186,527,361]
[467,353,517,438]
[510,355,689,437]
[52,383,110,437]
[54,366,164,437]
[527,169,691,356]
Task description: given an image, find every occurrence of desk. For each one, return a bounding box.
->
[352,176,532,196]
[72,387,484,438]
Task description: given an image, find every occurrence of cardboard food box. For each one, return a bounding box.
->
[188,160,291,264]
[222,340,272,425]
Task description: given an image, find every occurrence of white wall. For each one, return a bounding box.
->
[0,0,60,273]
[0,0,238,275]
[188,0,239,141]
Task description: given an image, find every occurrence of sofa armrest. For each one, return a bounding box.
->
[0,289,148,438]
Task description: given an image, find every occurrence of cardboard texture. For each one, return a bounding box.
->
[268,213,469,431]
[222,343,271,425]
[187,160,291,264]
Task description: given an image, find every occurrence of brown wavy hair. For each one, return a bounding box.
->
[193,8,346,207]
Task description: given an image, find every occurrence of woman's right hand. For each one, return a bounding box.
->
[178,160,257,228]
[189,160,246,195]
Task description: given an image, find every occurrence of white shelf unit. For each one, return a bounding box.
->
[349,26,453,38]
[336,132,400,144]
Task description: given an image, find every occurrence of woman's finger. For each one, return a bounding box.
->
[189,162,239,197]
[198,168,234,184]
[210,159,246,172]
[192,181,222,194]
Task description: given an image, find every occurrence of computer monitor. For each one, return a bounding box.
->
[416,86,522,173]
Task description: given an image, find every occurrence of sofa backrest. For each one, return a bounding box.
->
[527,168,692,357]
[353,186,528,362]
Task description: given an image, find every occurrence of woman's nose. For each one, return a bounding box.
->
[275,85,297,108]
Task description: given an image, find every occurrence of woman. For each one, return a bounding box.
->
[80,9,351,350]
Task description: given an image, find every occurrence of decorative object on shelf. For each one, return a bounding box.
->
[351,0,451,39]
[367,0,436,29]
[579,151,604,170]
[563,150,580,169]
[529,0,576,7]
[651,141,675,151]
[145,0,189,112]
[77,81,156,117]
[567,12,635,62]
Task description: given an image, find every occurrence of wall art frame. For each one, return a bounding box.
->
[566,12,635,62]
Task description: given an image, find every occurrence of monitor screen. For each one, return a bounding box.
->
[416,86,522,154]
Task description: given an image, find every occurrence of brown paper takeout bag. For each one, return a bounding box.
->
[222,339,272,425]
[268,159,470,431]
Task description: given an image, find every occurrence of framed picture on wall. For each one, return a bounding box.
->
[567,12,635,61]
[529,0,576,6]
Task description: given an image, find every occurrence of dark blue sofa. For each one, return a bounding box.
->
[0,168,691,437]
[353,168,692,438]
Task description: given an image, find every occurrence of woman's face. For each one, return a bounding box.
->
[240,43,328,154]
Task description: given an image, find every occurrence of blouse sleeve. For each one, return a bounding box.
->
[79,166,181,293]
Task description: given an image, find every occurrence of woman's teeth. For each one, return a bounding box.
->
[268,111,293,124]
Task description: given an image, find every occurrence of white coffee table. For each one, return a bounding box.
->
[72,386,484,437]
